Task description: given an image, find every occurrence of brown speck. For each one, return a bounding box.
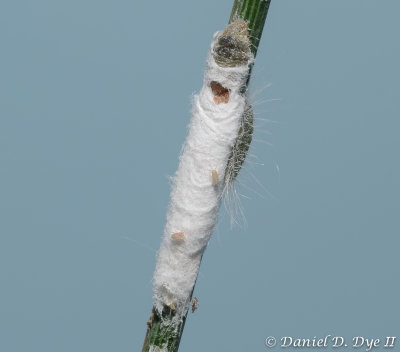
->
[211,170,219,185]
[210,81,230,104]
[171,232,185,240]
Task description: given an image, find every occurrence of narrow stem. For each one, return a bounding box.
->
[141,1,272,351]
[141,307,187,352]
[230,0,271,88]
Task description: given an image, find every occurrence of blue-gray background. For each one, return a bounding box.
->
[1,1,399,351]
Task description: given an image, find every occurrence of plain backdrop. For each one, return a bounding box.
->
[1,1,399,351]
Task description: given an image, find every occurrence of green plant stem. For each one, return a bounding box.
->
[141,306,187,352]
[230,0,271,58]
[141,1,272,351]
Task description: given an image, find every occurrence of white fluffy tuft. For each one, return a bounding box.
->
[152,31,253,322]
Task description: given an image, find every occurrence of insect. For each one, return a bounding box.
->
[191,297,199,313]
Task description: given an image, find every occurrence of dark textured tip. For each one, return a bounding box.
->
[213,19,252,68]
